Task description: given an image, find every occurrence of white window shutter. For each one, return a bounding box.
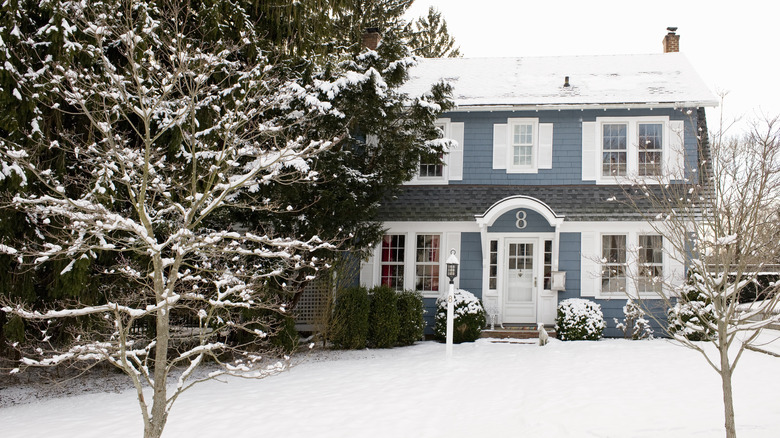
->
[448,122,465,181]
[580,232,599,297]
[666,120,686,179]
[581,122,597,180]
[360,249,376,288]
[538,123,553,169]
[664,236,686,295]
[493,123,508,170]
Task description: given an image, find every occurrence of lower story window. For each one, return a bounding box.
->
[602,234,627,293]
[415,234,440,293]
[543,240,553,290]
[488,240,498,290]
[381,234,405,291]
[638,235,663,293]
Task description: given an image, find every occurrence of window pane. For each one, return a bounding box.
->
[381,235,405,291]
[414,234,440,293]
[602,124,627,177]
[638,235,663,293]
[602,235,627,293]
[639,124,663,150]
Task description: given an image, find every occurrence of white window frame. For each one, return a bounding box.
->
[600,234,628,296]
[506,118,539,173]
[379,234,406,291]
[637,234,664,294]
[418,121,448,181]
[414,233,442,295]
[411,118,450,185]
[595,116,670,184]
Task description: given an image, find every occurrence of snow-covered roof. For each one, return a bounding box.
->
[403,53,718,110]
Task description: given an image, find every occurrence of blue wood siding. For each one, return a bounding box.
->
[443,108,697,185]
[487,208,555,233]
[460,232,483,299]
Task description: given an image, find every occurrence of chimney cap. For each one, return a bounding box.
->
[667,26,678,34]
[365,27,380,34]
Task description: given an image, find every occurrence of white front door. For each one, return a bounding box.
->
[503,239,538,323]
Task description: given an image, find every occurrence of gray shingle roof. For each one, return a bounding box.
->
[376,185,667,222]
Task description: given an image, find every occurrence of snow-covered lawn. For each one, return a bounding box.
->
[1,338,779,437]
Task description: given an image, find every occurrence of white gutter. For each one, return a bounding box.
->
[451,101,719,112]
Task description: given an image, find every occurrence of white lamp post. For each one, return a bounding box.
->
[445,249,459,358]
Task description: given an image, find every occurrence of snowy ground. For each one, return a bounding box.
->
[1,338,779,438]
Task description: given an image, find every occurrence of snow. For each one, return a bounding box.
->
[1,339,779,437]
[401,53,718,109]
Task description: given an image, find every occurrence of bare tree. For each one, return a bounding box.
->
[0,2,419,437]
[623,111,780,438]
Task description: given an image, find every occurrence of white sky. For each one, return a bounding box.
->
[405,0,780,135]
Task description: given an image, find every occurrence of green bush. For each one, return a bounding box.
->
[555,298,605,341]
[434,289,486,343]
[330,286,370,349]
[396,290,424,346]
[271,315,299,354]
[667,266,717,341]
[367,286,400,348]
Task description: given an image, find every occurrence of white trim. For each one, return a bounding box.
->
[476,195,564,229]
[451,102,718,112]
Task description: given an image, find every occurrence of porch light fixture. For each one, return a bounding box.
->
[446,249,459,283]
[445,249,459,358]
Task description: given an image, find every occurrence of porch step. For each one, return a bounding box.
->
[482,325,557,340]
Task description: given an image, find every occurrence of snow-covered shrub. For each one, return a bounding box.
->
[555,298,605,341]
[396,290,425,346]
[434,289,486,343]
[368,286,400,348]
[330,286,370,349]
[667,268,717,341]
[614,300,653,340]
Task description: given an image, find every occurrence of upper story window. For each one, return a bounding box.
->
[418,122,446,178]
[512,123,534,168]
[638,123,663,176]
[602,123,627,177]
[408,118,464,185]
[584,116,684,184]
[492,118,553,174]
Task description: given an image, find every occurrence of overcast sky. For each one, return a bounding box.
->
[404,0,780,135]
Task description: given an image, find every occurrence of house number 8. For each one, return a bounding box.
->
[515,210,527,229]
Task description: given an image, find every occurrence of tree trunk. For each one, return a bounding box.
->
[720,348,737,438]
[145,307,170,438]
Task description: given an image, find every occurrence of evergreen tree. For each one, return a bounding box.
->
[406,6,462,58]
[0,0,452,351]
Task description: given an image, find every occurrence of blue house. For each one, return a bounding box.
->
[357,30,718,336]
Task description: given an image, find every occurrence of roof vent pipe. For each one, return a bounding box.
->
[563,76,570,88]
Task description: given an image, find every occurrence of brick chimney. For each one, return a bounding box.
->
[362,27,381,50]
[663,27,679,53]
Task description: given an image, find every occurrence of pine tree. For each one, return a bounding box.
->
[406,6,462,58]
[0,1,451,436]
